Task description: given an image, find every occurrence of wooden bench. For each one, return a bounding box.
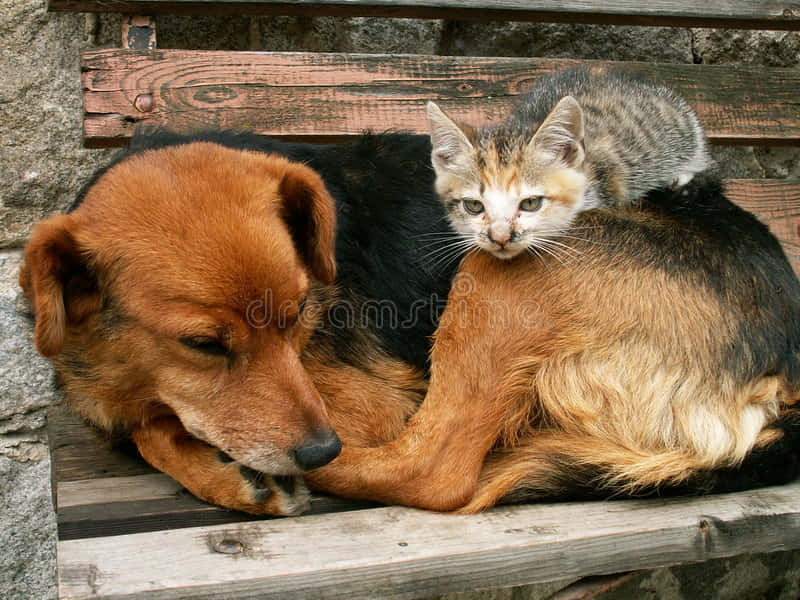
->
[45,2,800,599]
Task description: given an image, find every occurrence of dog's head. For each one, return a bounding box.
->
[21,142,341,474]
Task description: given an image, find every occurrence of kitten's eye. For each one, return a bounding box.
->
[519,196,544,212]
[179,336,230,356]
[462,199,485,215]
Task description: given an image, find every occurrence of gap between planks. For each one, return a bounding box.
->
[46,0,800,30]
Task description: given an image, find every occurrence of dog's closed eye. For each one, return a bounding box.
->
[179,336,230,356]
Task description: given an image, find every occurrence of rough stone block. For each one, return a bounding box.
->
[0,250,58,600]
[0,3,117,248]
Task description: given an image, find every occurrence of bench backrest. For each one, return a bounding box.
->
[58,2,800,273]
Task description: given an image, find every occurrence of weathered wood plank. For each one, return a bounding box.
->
[48,404,153,482]
[58,473,184,508]
[80,51,800,147]
[726,179,800,275]
[57,495,258,541]
[56,473,379,540]
[57,481,800,600]
[47,0,800,30]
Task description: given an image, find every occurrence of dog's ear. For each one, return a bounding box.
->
[278,163,337,285]
[20,215,100,357]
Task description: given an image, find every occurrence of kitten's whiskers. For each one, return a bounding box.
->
[418,234,476,273]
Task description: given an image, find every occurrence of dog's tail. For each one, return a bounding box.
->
[459,409,800,513]
[674,408,800,496]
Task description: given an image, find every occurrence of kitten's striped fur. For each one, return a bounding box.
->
[428,67,711,260]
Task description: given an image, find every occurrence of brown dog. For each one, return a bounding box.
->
[22,133,800,515]
[21,132,448,514]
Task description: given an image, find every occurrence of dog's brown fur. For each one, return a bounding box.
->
[22,139,800,515]
[21,142,396,514]
[308,196,800,511]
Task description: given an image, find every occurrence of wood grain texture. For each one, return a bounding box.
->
[726,179,800,275]
[47,0,800,29]
[57,481,800,600]
[56,474,379,540]
[58,473,185,508]
[48,404,153,482]
[80,50,800,147]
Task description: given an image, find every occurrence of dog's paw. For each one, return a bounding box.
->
[210,450,310,515]
[238,465,311,516]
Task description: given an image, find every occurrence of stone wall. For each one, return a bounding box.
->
[0,5,798,599]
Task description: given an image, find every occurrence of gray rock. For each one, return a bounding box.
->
[753,147,800,179]
[0,456,57,600]
[0,251,59,425]
[157,15,254,50]
[0,2,116,249]
[692,28,800,181]
[333,17,443,54]
[159,15,444,54]
[692,29,800,67]
[710,146,766,180]
[438,22,693,63]
[0,250,58,600]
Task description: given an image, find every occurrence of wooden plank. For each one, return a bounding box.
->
[57,481,800,600]
[726,179,800,275]
[47,0,800,30]
[80,51,800,148]
[48,404,153,482]
[58,473,184,508]
[56,473,379,540]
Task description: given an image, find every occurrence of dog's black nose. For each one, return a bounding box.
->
[293,430,342,471]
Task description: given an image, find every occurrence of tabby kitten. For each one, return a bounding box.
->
[428,67,711,260]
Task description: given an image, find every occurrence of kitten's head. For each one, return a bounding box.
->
[427,98,587,260]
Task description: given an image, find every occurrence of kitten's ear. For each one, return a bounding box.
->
[529,96,585,168]
[427,101,476,174]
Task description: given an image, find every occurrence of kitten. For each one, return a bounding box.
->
[427,67,711,260]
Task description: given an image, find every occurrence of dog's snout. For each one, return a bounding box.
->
[293,430,342,471]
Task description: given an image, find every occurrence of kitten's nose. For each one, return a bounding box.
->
[489,225,512,246]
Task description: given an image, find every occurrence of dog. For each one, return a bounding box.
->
[22,131,451,514]
[22,131,800,514]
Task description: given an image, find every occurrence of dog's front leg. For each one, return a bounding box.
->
[308,256,534,511]
[308,376,509,511]
[132,416,311,515]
